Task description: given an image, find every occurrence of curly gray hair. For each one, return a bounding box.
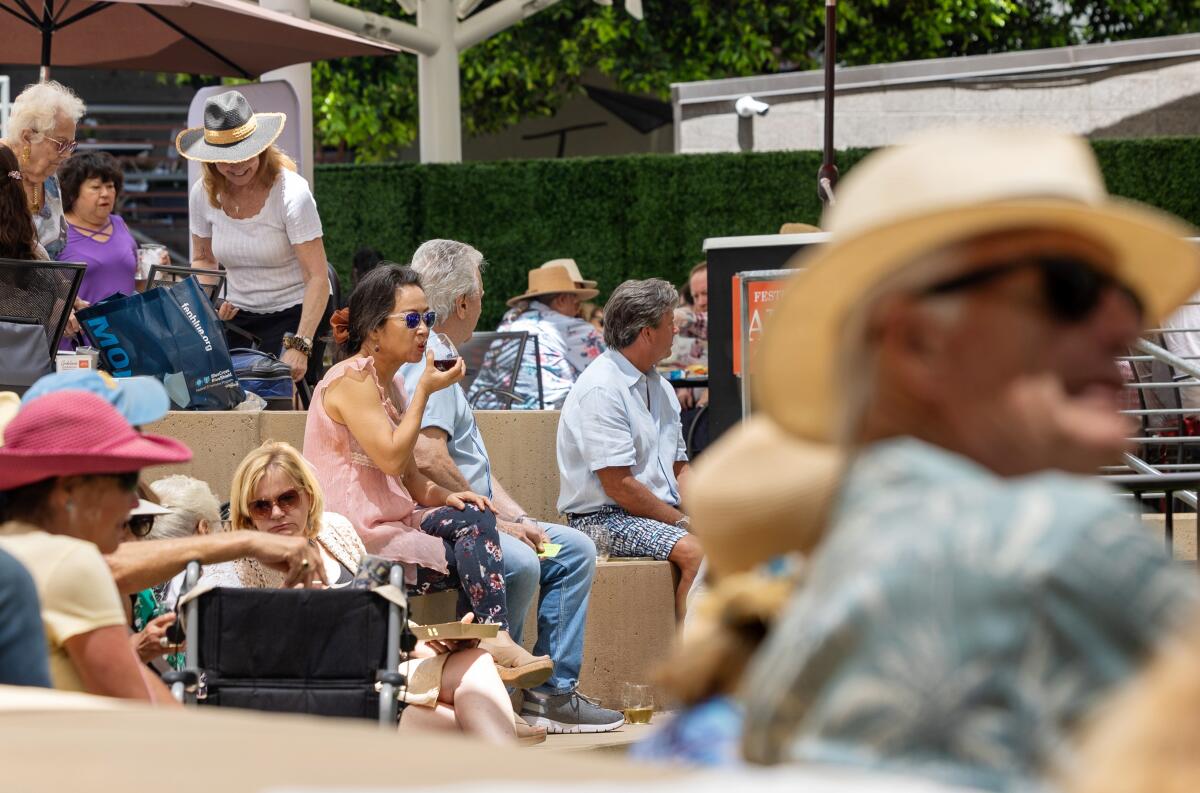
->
[409,239,486,323]
[603,278,679,349]
[4,81,85,144]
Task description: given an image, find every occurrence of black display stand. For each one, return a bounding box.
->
[703,233,827,445]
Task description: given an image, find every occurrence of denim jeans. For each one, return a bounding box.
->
[500,522,596,695]
[0,548,50,687]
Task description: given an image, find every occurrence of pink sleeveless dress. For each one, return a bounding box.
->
[303,356,441,583]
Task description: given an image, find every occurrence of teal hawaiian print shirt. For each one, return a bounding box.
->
[741,438,1199,791]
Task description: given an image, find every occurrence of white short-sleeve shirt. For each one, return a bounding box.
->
[189,168,324,313]
[556,349,687,515]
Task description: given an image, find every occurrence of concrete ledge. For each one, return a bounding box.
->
[145,409,563,521]
[1142,513,1199,562]
[411,559,677,710]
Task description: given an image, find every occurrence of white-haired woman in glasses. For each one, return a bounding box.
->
[1,81,85,258]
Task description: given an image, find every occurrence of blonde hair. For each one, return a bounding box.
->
[657,568,801,706]
[201,146,296,210]
[228,441,324,537]
[4,81,85,143]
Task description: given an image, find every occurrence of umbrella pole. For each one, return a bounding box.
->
[39,0,53,81]
[817,0,838,206]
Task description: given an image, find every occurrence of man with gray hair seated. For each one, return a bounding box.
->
[557,278,704,621]
[403,239,624,735]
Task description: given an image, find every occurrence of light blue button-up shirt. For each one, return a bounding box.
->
[556,348,687,515]
[398,359,494,498]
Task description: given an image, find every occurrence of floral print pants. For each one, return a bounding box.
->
[413,505,509,630]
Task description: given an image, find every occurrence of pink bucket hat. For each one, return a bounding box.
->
[0,391,192,491]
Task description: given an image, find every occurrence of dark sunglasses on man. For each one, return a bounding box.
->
[921,254,1142,322]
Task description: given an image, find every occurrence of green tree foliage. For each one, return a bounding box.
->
[313,1,1200,162]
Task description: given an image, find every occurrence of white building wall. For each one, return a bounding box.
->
[678,58,1200,154]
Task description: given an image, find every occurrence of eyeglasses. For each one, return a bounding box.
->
[42,133,77,156]
[920,255,1140,323]
[124,514,156,538]
[388,311,437,330]
[248,488,303,520]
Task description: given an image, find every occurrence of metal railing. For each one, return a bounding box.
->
[1109,313,1200,557]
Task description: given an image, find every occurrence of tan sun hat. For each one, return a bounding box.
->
[685,415,844,579]
[0,392,19,448]
[756,126,1200,443]
[539,258,597,289]
[507,265,600,307]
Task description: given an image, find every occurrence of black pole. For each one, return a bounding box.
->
[818,0,838,205]
[39,0,54,81]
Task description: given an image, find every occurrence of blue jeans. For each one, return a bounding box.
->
[500,522,596,695]
[0,548,51,687]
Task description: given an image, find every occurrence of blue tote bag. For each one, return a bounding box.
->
[77,276,245,410]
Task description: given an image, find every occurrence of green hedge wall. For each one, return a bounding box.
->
[314,138,1200,328]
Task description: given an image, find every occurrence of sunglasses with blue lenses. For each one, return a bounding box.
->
[388,311,437,330]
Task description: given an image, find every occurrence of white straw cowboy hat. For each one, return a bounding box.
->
[688,127,1200,579]
[175,90,286,164]
[758,126,1200,443]
[539,258,597,289]
[507,264,600,307]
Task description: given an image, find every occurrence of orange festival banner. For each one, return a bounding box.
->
[732,275,788,376]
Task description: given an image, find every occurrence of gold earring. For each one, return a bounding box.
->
[21,146,30,164]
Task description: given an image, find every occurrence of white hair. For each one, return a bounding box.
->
[409,239,485,323]
[4,81,85,143]
[148,475,221,541]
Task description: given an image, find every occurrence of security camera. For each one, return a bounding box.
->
[735,96,770,118]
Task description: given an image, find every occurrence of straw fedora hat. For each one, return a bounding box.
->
[507,265,599,307]
[176,90,286,164]
[539,258,597,289]
[756,126,1200,443]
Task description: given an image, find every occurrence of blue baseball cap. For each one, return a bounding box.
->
[22,371,171,427]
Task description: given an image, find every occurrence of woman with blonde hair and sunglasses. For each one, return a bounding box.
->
[199,440,521,744]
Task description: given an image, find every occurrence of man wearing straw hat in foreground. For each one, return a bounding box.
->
[687,128,1200,789]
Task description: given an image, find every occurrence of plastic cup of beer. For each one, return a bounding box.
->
[592,526,611,563]
[622,682,653,725]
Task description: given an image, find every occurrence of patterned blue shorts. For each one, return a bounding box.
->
[567,506,687,561]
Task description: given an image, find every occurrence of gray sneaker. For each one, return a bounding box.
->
[520,689,625,734]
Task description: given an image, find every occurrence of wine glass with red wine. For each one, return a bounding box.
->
[429,333,461,372]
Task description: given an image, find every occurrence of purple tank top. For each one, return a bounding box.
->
[59,213,139,305]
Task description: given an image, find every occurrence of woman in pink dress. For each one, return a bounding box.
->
[304,263,553,689]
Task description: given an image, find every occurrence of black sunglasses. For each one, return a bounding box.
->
[921,255,1140,323]
[388,311,437,330]
[125,514,156,538]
